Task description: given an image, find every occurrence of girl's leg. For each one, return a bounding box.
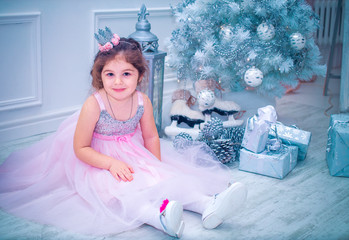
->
[182,193,211,214]
[140,200,184,238]
[141,204,162,230]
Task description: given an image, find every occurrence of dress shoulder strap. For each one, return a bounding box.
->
[137,91,144,106]
[93,92,106,110]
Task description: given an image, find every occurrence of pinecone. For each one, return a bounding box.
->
[173,132,193,150]
[224,127,245,161]
[208,139,236,164]
[199,117,224,141]
[206,126,245,163]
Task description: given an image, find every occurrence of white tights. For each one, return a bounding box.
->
[142,194,212,231]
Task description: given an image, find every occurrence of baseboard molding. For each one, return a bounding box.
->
[0,105,81,143]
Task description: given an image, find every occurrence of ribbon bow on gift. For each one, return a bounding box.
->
[266,127,283,152]
[326,119,349,152]
[247,105,277,131]
[242,105,278,154]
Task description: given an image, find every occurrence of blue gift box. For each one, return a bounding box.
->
[269,123,311,160]
[239,145,298,179]
[241,105,277,153]
[241,125,269,154]
[326,114,349,177]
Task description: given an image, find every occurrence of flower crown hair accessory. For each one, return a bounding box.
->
[94,27,120,52]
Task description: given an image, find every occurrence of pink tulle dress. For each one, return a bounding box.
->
[0,91,232,236]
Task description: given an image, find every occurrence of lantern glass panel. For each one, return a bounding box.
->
[153,57,165,133]
[136,52,166,135]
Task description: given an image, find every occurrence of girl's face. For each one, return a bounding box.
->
[101,56,141,101]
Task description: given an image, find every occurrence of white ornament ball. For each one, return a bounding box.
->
[197,89,215,108]
[220,25,234,40]
[244,67,263,87]
[257,22,275,41]
[290,32,306,50]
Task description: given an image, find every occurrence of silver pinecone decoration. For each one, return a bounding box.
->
[199,117,224,141]
[173,132,193,150]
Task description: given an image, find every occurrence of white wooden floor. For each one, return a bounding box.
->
[0,75,348,240]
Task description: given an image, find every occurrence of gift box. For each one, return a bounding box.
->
[269,123,311,160]
[326,114,349,177]
[239,145,298,179]
[241,105,277,153]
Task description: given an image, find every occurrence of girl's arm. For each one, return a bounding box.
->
[73,95,134,182]
[140,93,161,161]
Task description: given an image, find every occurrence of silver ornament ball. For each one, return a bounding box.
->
[290,32,306,50]
[257,22,275,41]
[244,66,263,87]
[197,89,215,108]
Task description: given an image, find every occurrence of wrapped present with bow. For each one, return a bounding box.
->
[241,105,277,153]
[326,114,349,177]
[239,138,298,179]
[269,122,311,160]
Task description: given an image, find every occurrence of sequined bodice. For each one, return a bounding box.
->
[93,91,144,136]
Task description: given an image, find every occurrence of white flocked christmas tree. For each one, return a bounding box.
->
[167,0,326,97]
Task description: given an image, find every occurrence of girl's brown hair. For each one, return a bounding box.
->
[91,38,148,90]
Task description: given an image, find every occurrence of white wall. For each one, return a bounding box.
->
[0,0,180,143]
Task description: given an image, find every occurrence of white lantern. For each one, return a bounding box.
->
[129,4,167,134]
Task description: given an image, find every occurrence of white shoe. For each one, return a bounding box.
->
[212,98,241,112]
[202,182,247,229]
[200,110,243,128]
[170,99,205,127]
[159,201,185,238]
[164,121,201,140]
[222,114,244,127]
[169,89,205,128]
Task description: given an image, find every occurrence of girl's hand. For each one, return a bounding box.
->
[108,159,135,182]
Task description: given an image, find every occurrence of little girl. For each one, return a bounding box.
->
[0,27,247,238]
